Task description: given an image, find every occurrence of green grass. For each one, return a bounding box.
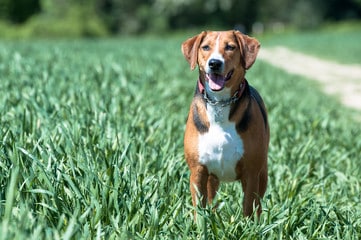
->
[260,21,361,64]
[0,36,361,239]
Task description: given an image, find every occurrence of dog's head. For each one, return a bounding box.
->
[181,30,260,92]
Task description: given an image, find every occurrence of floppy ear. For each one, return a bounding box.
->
[181,31,207,70]
[234,31,260,69]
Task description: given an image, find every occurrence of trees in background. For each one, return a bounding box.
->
[0,0,360,37]
[0,0,40,23]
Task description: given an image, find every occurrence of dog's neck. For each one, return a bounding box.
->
[197,78,246,107]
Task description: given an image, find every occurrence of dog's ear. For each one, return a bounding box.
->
[234,31,260,70]
[181,31,207,70]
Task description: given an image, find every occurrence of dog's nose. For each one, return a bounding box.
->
[208,59,223,71]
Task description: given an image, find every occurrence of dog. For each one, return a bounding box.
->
[181,30,269,217]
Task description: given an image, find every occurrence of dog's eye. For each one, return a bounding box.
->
[225,45,236,51]
[202,45,210,51]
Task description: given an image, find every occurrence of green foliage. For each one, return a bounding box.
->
[0,0,40,23]
[0,1,108,39]
[25,5,108,38]
[1,0,361,38]
[0,36,360,239]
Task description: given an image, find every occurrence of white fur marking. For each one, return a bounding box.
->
[198,103,244,182]
[205,34,224,74]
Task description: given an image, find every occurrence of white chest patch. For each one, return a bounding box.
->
[198,104,244,182]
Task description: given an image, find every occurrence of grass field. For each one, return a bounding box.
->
[1,34,361,239]
[261,21,361,64]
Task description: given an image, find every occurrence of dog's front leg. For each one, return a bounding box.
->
[207,173,220,205]
[189,165,209,208]
[241,173,262,217]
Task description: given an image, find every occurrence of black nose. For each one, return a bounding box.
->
[208,59,223,71]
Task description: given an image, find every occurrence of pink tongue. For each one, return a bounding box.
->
[207,74,225,91]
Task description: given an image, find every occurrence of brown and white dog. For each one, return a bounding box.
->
[181,30,269,217]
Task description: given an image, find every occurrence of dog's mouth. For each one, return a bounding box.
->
[206,70,234,91]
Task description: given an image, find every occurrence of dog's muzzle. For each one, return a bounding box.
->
[206,58,234,91]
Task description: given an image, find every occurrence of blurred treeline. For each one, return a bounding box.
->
[0,0,360,38]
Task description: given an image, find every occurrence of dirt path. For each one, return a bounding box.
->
[258,46,361,111]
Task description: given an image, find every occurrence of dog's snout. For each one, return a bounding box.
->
[208,59,223,71]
